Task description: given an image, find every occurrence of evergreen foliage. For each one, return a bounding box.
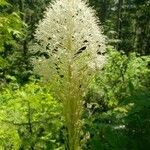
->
[0,0,26,85]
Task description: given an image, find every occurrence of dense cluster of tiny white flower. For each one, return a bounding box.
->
[32,0,106,84]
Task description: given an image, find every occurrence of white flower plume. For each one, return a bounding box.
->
[31,0,106,148]
[32,0,106,83]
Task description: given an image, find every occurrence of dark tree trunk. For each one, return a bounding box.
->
[117,0,123,50]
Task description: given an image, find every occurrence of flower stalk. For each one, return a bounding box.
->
[31,0,105,149]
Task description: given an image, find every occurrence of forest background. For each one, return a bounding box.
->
[0,0,150,149]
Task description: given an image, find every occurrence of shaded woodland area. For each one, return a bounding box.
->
[0,0,150,149]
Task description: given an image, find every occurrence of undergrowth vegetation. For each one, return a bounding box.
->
[0,47,150,149]
[84,47,150,150]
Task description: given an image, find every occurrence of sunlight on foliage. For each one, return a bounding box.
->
[0,83,63,149]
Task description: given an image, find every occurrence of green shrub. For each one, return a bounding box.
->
[84,46,150,150]
[0,82,63,149]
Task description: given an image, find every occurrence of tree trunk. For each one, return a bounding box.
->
[117,0,123,50]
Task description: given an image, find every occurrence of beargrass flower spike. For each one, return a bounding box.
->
[32,0,106,149]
